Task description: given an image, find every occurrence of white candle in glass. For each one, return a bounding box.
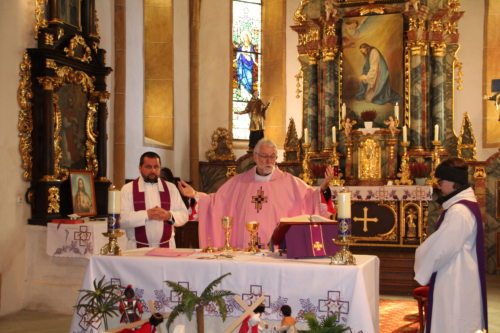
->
[434,124,439,141]
[337,191,351,218]
[304,128,309,144]
[341,103,346,119]
[394,102,399,120]
[332,126,336,143]
[402,125,407,142]
[107,188,121,214]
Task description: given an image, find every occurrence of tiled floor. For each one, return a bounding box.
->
[0,275,498,333]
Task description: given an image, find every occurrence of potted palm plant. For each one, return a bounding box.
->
[165,272,234,333]
[298,312,351,333]
[361,110,377,129]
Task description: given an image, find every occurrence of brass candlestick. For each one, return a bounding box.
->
[395,141,413,185]
[246,221,260,253]
[331,190,355,265]
[100,229,124,256]
[301,143,314,185]
[329,142,345,186]
[219,216,234,252]
[428,140,442,186]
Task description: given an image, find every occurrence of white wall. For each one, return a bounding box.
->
[125,0,191,180]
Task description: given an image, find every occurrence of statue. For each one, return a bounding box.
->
[384,116,399,137]
[235,91,271,150]
[341,118,357,137]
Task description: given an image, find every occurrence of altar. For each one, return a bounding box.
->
[69,250,379,333]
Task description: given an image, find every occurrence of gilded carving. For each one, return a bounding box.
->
[47,186,60,214]
[206,128,236,162]
[284,118,300,162]
[44,33,54,46]
[473,167,486,180]
[34,0,48,38]
[293,0,310,24]
[457,112,477,161]
[226,166,237,178]
[359,7,385,16]
[64,35,93,63]
[85,101,99,175]
[358,138,381,180]
[18,52,34,181]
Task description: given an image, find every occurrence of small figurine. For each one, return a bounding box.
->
[276,305,297,333]
[342,118,357,137]
[117,313,164,333]
[384,116,399,137]
[239,304,268,333]
[324,0,337,21]
[119,285,144,323]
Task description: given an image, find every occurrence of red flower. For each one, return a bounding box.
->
[410,162,429,178]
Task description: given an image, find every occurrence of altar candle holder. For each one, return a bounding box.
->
[100,185,124,256]
[246,221,260,253]
[428,140,442,186]
[329,142,345,187]
[219,216,234,252]
[331,189,356,265]
[395,141,413,185]
[301,143,314,186]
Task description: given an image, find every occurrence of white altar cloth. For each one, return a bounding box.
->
[47,221,126,258]
[70,250,379,333]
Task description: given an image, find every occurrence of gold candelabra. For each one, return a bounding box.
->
[428,140,442,186]
[395,141,413,185]
[301,143,314,185]
[219,216,234,252]
[329,142,344,186]
[330,190,356,265]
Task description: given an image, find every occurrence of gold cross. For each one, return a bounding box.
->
[353,206,378,232]
[251,186,268,213]
[313,241,323,251]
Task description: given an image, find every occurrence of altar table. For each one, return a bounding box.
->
[70,250,379,333]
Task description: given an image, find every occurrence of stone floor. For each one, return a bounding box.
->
[0,275,498,333]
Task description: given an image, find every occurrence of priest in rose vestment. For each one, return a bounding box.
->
[121,152,188,249]
[178,139,336,249]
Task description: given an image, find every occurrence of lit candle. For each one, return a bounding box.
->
[341,103,346,119]
[108,186,121,214]
[304,128,309,144]
[434,124,439,141]
[337,191,351,219]
[332,126,336,143]
[394,102,399,120]
[402,125,407,142]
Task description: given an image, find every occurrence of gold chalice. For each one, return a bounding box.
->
[246,221,260,253]
[220,216,234,252]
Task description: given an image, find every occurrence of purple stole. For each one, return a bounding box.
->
[426,200,488,332]
[132,178,172,248]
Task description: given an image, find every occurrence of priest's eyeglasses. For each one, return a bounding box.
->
[256,153,277,161]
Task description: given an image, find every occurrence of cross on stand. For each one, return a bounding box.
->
[353,206,378,232]
[251,186,268,213]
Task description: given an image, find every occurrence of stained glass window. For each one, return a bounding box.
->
[232,0,262,141]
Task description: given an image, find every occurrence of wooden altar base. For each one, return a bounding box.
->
[354,246,419,295]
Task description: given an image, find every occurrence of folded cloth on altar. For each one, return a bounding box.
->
[145,248,195,257]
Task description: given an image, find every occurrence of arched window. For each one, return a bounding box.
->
[231,0,262,141]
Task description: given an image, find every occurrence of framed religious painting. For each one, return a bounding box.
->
[342,13,404,128]
[70,170,97,217]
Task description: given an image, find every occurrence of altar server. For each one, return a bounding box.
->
[414,157,487,333]
[120,152,188,248]
[178,138,336,249]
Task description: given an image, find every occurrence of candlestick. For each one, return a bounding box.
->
[341,103,346,119]
[402,125,407,142]
[337,191,351,219]
[332,126,336,143]
[108,186,121,214]
[434,124,439,141]
[394,102,399,120]
[304,128,309,144]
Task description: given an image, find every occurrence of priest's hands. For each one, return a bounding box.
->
[177,180,197,198]
[147,207,172,221]
[319,165,335,190]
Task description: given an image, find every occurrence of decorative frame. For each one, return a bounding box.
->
[70,170,96,217]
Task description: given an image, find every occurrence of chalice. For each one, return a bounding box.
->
[220,216,234,252]
[246,221,260,253]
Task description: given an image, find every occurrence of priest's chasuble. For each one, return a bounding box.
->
[198,166,333,249]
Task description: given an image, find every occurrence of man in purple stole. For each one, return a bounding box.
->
[178,139,336,249]
[414,157,487,333]
[120,152,188,249]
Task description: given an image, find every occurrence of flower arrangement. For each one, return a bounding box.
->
[361,109,377,122]
[410,161,430,178]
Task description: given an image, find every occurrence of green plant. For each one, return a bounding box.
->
[74,276,125,330]
[298,312,351,333]
[165,272,235,333]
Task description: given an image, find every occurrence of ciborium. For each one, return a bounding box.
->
[220,216,234,252]
[246,221,260,253]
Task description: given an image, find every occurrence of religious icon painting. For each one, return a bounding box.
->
[70,170,97,217]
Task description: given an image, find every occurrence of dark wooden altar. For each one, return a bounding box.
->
[18,0,112,225]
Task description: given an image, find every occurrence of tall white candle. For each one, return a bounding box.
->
[332,126,336,143]
[337,191,351,218]
[402,125,407,142]
[341,103,346,119]
[394,102,399,120]
[108,187,121,214]
[434,124,439,141]
[304,128,309,144]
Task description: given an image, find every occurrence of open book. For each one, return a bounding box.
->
[279,214,335,223]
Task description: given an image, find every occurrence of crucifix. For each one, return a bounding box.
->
[353,206,378,232]
[251,186,268,213]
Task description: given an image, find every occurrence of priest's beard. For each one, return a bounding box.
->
[142,173,159,184]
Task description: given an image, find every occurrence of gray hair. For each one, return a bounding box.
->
[254,138,277,154]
